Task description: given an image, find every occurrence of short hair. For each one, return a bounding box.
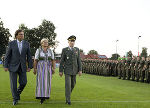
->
[15,29,24,37]
[40,38,49,45]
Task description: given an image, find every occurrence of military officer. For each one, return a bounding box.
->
[139,57,145,82]
[59,35,82,105]
[130,56,136,81]
[126,57,131,80]
[145,57,150,83]
[122,58,126,80]
[135,56,140,82]
[118,60,122,79]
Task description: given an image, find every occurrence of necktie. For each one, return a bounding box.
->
[19,42,22,54]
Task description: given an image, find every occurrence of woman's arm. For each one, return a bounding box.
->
[33,59,38,75]
[33,49,40,75]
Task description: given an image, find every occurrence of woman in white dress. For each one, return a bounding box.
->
[33,38,55,104]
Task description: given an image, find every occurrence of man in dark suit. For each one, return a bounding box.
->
[4,29,33,105]
[59,35,82,105]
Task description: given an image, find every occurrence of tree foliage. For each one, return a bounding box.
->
[141,47,147,58]
[110,53,120,60]
[0,18,12,58]
[19,19,57,55]
[88,50,98,55]
[127,50,133,58]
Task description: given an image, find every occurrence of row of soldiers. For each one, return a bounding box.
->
[81,56,150,83]
[82,59,118,76]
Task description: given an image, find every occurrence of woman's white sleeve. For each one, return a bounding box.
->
[51,50,54,60]
[34,49,39,60]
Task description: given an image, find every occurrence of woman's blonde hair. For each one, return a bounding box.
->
[41,38,49,45]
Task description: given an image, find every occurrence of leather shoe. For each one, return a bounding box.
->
[13,100,18,105]
[66,101,71,105]
[40,99,45,104]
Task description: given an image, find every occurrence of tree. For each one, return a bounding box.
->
[141,47,147,58]
[110,53,120,60]
[88,50,98,55]
[0,18,12,58]
[19,19,57,55]
[127,50,133,58]
[34,19,56,47]
[79,49,85,54]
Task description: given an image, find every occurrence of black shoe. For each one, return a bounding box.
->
[13,100,18,106]
[40,99,45,104]
[68,102,71,105]
[66,101,71,105]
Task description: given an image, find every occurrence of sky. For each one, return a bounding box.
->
[1,0,150,57]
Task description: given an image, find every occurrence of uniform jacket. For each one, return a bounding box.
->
[59,47,82,75]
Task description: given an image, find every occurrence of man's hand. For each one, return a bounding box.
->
[78,71,82,76]
[27,68,31,72]
[59,72,63,77]
[4,68,8,72]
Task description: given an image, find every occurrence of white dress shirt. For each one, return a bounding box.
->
[17,40,23,54]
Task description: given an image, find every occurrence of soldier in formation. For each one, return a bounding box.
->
[81,56,150,83]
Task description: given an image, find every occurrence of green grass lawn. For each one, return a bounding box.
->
[1,64,150,108]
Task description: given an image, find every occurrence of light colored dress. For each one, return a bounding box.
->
[34,47,54,99]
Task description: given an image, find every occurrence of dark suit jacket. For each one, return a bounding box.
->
[59,47,82,75]
[4,40,33,72]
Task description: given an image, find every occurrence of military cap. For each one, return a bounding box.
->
[67,35,76,41]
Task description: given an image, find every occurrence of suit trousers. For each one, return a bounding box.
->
[65,74,76,102]
[9,65,27,101]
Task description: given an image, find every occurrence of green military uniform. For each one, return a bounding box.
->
[135,59,140,82]
[122,59,126,80]
[139,59,145,82]
[106,61,110,76]
[102,61,105,75]
[118,60,122,79]
[81,60,84,73]
[130,58,136,81]
[99,61,103,75]
[59,36,82,104]
[86,60,90,74]
[86,60,89,74]
[89,60,92,74]
[95,60,99,75]
[91,60,94,74]
[114,61,118,76]
[126,58,131,80]
[97,60,101,75]
[109,61,112,76]
[111,61,116,76]
[103,61,106,76]
[145,59,150,83]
